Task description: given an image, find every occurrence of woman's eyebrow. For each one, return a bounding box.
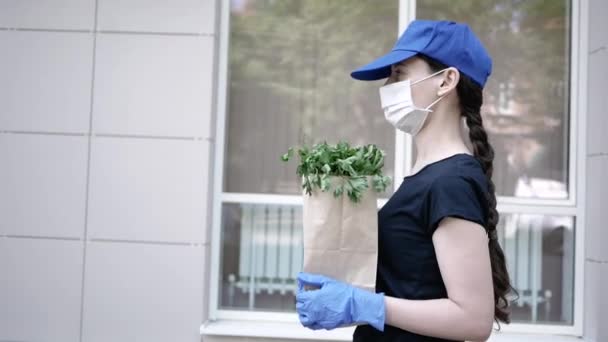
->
[395,64,408,73]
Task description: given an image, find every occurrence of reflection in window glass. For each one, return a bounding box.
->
[220,203,302,311]
[498,213,575,324]
[225,0,398,196]
[218,0,577,325]
[417,0,571,199]
[219,202,576,322]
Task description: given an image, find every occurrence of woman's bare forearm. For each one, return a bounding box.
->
[384,296,492,342]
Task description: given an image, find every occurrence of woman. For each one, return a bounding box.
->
[295,20,516,342]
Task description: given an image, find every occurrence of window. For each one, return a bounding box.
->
[415,0,577,327]
[223,0,398,197]
[209,0,585,336]
[217,0,400,314]
[417,0,572,201]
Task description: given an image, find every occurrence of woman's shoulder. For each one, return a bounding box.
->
[400,153,487,194]
[455,154,486,177]
[420,154,491,232]
[431,154,488,192]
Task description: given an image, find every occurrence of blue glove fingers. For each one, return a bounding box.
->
[297,272,331,292]
[296,297,316,328]
[295,289,315,303]
[296,275,383,331]
[298,312,313,327]
[308,322,324,330]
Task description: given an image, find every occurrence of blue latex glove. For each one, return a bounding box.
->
[295,272,385,331]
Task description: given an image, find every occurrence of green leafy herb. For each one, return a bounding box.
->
[281,142,392,203]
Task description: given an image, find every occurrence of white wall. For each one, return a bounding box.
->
[203,1,608,342]
[584,1,608,342]
[0,1,216,342]
[1,0,605,342]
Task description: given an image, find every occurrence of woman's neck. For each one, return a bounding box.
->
[411,108,472,173]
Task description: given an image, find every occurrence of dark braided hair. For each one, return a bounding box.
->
[419,54,517,326]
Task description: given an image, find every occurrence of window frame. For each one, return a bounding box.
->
[207,0,588,337]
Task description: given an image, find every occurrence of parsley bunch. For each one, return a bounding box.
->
[281,142,392,203]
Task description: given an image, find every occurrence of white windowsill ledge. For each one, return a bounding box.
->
[201,320,355,340]
[200,320,584,341]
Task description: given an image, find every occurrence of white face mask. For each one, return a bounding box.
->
[379,69,447,136]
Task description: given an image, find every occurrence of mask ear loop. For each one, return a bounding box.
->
[423,94,446,112]
[410,68,449,86]
[410,68,448,112]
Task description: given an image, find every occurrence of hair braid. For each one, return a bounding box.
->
[419,54,517,327]
[457,78,513,325]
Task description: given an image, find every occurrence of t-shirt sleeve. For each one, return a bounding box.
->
[425,174,488,235]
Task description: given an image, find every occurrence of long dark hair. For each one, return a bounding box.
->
[419,54,516,326]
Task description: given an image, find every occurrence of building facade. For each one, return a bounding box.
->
[0,1,606,342]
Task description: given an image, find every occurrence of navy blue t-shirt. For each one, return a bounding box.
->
[353,153,489,342]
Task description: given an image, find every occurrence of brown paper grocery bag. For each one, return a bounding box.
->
[302,176,378,291]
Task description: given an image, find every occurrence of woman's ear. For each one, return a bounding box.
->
[437,67,460,97]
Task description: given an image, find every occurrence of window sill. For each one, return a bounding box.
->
[200,320,584,341]
[201,319,354,340]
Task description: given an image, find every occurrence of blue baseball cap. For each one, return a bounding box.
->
[351,20,492,87]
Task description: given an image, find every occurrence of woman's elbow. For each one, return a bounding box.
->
[469,327,492,342]
[467,315,494,342]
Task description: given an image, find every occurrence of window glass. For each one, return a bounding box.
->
[218,0,576,324]
[225,0,399,196]
[219,204,576,323]
[220,202,301,311]
[498,213,575,324]
[417,0,571,199]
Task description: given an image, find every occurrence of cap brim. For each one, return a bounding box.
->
[350,50,418,81]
